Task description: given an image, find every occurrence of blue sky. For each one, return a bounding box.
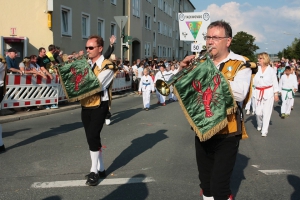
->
[189,0,300,54]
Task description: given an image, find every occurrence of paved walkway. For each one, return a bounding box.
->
[0,91,136,124]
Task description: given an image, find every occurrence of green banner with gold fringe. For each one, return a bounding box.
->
[174,58,237,141]
[57,58,101,102]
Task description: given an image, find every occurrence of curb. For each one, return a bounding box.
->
[0,92,135,124]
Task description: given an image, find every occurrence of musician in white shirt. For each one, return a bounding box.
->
[168,64,179,101]
[154,63,168,106]
[253,52,279,137]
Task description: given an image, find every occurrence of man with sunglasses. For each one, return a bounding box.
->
[80,35,116,186]
[180,20,252,200]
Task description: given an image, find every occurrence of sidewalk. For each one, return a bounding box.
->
[0,91,136,124]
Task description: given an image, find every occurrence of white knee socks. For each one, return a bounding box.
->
[97,149,105,172]
[203,195,214,200]
[90,151,99,173]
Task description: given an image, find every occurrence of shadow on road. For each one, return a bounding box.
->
[244,115,257,128]
[3,128,30,138]
[106,129,168,174]
[42,196,62,200]
[101,174,149,200]
[5,122,82,151]
[110,97,174,124]
[110,107,143,125]
[287,175,300,200]
[231,153,250,197]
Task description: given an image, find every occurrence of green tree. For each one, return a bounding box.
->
[278,38,300,60]
[294,40,300,60]
[230,31,259,61]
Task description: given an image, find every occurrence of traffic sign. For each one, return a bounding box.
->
[114,16,128,30]
[178,12,210,43]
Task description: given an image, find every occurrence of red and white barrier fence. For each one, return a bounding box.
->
[1,72,132,109]
[112,72,132,92]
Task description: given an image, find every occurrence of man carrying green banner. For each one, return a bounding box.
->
[178,20,252,200]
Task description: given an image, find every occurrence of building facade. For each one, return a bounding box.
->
[0,0,195,64]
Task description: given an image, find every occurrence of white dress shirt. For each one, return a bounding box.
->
[89,55,114,101]
[215,51,252,102]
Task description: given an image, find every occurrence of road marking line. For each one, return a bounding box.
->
[31,177,155,188]
[252,165,260,168]
[258,169,292,175]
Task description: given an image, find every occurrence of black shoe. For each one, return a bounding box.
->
[85,172,99,186]
[0,145,6,153]
[85,170,106,179]
[99,170,106,178]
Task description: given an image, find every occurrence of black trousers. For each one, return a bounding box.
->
[81,101,109,151]
[195,135,240,200]
[105,111,111,119]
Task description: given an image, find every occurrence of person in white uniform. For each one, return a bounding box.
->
[139,68,155,110]
[245,85,256,115]
[154,63,168,106]
[290,66,298,110]
[279,66,298,118]
[253,52,279,137]
[168,64,180,101]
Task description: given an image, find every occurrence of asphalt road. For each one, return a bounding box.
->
[0,93,300,200]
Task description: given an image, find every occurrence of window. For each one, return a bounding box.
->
[164,23,167,35]
[111,0,116,5]
[158,0,163,10]
[173,20,175,31]
[61,6,72,36]
[82,13,90,38]
[153,6,156,22]
[145,14,151,29]
[97,18,105,39]
[169,26,172,37]
[153,31,156,47]
[158,21,161,33]
[163,46,166,57]
[111,23,116,36]
[132,0,140,17]
[144,43,151,57]
[176,30,179,39]
[157,45,161,57]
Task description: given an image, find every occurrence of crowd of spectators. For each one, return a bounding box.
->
[4,44,82,112]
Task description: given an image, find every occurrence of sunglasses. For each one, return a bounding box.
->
[85,46,99,50]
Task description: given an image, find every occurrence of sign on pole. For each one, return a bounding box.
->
[114,16,128,63]
[114,16,128,30]
[178,12,210,49]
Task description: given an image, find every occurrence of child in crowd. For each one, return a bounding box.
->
[138,68,154,111]
[279,66,298,118]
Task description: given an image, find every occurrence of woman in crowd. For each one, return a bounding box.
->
[29,55,48,79]
[19,57,46,78]
[253,52,279,137]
